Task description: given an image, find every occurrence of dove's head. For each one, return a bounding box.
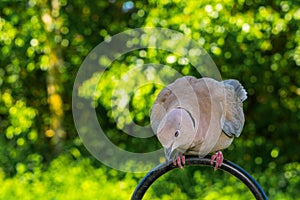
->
[157,107,196,161]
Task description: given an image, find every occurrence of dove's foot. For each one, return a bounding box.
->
[210,151,223,170]
[173,153,185,169]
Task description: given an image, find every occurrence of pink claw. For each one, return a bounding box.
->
[173,154,185,169]
[210,151,223,170]
[181,155,185,165]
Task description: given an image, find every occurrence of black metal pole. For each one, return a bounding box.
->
[131,156,268,200]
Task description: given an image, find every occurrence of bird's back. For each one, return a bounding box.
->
[150,76,246,157]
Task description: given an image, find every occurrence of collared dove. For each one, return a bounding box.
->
[150,76,247,169]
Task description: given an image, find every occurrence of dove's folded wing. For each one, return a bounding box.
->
[222,80,247,137]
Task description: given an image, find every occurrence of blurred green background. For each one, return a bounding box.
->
[0,0,299,199]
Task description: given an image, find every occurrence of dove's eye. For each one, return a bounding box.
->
[174,130,180,137]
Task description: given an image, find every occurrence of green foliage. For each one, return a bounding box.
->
[0,0,299,199]
[0,154,142,200]
[0,154,297,199]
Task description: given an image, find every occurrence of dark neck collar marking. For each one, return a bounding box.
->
[177,107,196,128]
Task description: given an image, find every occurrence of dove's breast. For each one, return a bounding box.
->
[212,132,234,152]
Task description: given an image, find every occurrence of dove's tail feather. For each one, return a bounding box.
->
[223,79,247,102]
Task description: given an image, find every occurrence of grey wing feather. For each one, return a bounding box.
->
[223,79,247,102]
[222,107,245,137]
[222,79,247,137]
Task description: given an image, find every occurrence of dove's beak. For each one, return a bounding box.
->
[165,145,174,161]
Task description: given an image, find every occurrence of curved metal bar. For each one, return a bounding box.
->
[131,156,268,200]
